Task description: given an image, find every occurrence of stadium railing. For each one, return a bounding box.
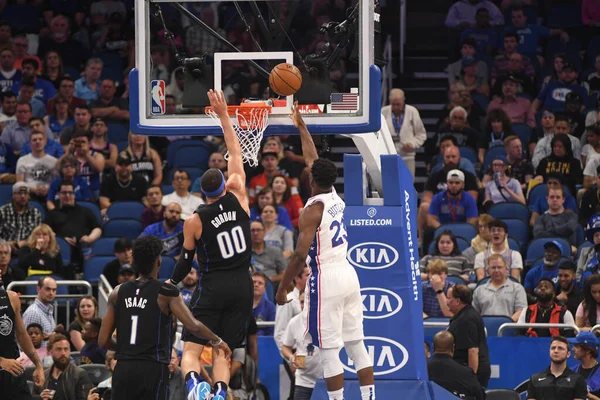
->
[497,323,580,337]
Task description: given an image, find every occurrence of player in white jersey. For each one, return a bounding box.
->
[276,103,375,400]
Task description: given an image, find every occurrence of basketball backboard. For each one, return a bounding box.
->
[130,0,381,136]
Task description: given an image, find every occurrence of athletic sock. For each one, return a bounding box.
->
[327,388,344,400]
[212,381,228,398]
[360,385,375,400]
[185,371,203,394]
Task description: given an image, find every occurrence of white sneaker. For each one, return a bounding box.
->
[187,381,212,400]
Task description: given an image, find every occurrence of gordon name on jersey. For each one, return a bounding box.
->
[211,210,238,228]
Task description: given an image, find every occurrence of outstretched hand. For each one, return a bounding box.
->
[207,89,229,118]
[289,101,305,129]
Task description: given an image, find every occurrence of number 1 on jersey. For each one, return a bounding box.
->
[130,315,138,345]
[330,219,348,247]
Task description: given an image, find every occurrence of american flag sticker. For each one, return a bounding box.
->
[330,93,358,111]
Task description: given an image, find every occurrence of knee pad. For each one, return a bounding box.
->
[345,340,372,371]
[320,348,344,379]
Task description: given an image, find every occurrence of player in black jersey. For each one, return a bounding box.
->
[168,89,253,400]
[98,236,231,400]
[0,275,45,399]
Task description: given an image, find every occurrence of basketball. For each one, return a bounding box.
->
[269,63,303,96]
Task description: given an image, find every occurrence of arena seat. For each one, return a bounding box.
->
[446,276,466,286]
[0,184,11,205]
[434,223,477,243]
[161,184,174,195]
[489,203,530,224]
[29,201,45,220]
[482,147,507,172]
[512,123,532,144]
[576,224,585,247]
[423,317,450,338]
[428,236,470,254]
[115,140,128,152]
[482,315,514,337]
[485,389,520,400]
[507,237,520,252]
[102,219,143,240]
[172,145,212,169]
[79,201,102,225]
[91,237,118,256]
[107,123,129,143]
[80,364,112,385]
[56,237,72,265]
[83,256,114,284]
[525,238,571,264]
[106,201,146,221]
[167,139,210,167]
[458,146,477,165]
[502,219,529,247]
[158,256,176,280]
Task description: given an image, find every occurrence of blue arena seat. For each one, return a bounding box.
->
[471,92,489,110]
[102,219,143,240]
[106,201,146,221]
[55,237,71,265]
[84,256,115,283]
[172,145,212,169]
[80,364,112,385]
[427,236,470,255]
[29,201,45,220]
[167,140,210,167]
[527,184,547,206]
[507,237,520,252]
[158,256,176,280]
[423,317,450,338]
[79,201,101,225]
[502,219,529,247]
[91,237,118,256]
[446,276,467,286]
[489,203,530,224]
[525,238,571,264]
[0,184,11,205]
[576,224,585,247]
[512,124,532,145]
[161,184,174,195]
[106,123,129,143]
[434,223,477,243]
[483,147,507,172]
[482,315,514,337]
[458,146,477,165]
[115,140,128,153]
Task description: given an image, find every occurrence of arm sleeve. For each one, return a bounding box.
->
[159,282,180,297]
[428,195,441,217]
[275,303,294,350]
[277,207,294,231]
[524,270,535,290]
[473,252,484,270]
[275,251,287,273]
[575,375,589,399]
[282,229,294,253]
[517,307,527,323]
[511,251,524,270]
[526,378,536,399]
[489,4,504,26]
[515,287,528,311]
[75,371,93,400]
[444,5,460,28]
[471,289,481,313]
[532,215,545,238]
[281,317,296,348]
[17,246,40,274]
[563,310,575,325]
[408,107,427,148]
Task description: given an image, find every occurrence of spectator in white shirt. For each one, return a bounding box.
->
[162,169,203,220]
[474,219,523,282]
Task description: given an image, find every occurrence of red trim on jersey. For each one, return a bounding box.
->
[316,226,323,348]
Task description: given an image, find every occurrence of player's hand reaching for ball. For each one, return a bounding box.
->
[207,89,228,118]
[289,101,306,128]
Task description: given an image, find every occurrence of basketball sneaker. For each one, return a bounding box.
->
[187,381,212,400]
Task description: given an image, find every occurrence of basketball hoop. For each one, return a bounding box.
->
[205,103,271,168]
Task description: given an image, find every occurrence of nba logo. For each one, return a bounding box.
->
[150,80,166,114]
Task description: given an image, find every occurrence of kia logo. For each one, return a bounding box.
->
[347,242,399,270]
[361,287,402,319]
[340,336,409,376]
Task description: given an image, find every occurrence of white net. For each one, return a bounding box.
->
[206,107,270,168]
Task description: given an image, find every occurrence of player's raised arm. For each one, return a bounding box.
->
[290,101,318,170]
[207,89,245,183]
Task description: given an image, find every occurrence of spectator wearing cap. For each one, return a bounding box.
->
[444,0,504,29]
[427,169,478,232]
[20,117,64,159]
[161,169,204,220]
[491,55,537,99]
[139,202,184,258]
[503,5,569,61]
[99,152,148,217]
[249,149,298,205]
[524,240,565,293]
[572,332,600,398]
[381,88,427,177]
[526,336,588,400]
[459,8,498,55]
[474,219,523,282]
[487,76,535,126]
[101,237,132,288]
[11,58,56,105]
[556,261,584,317]
[491,32,535,81]
[518,278,575,338]
[0,182,42,255]
[530,176,577,227]
[74,58,103,104]
[89,117,118,171]
[535,134,583,198]
[117,264,136,284]
[419,145,479,241]
[563,92,586,138]
[473,254,527,321]
[483,154,526,208]
[532,114,582,169]
[47,155,92,211]
[533,185,578,247]
[89,78,129,125]
[531,62,589,115]
[16,129,58,204]
[456,56,490,97]
[141,184,165,229]
[578,215,600,285]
